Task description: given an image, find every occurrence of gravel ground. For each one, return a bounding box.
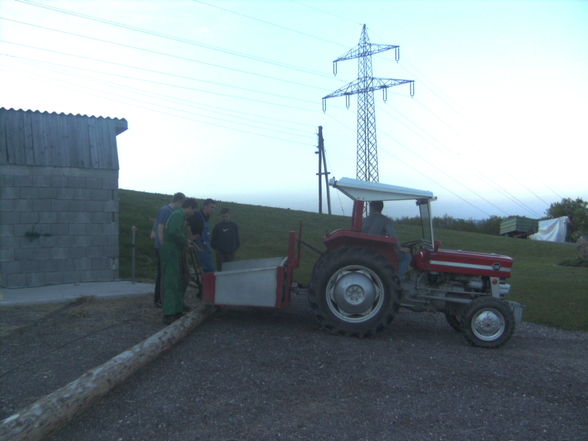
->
[1,293,587,441]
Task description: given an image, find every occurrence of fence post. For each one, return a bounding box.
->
[131,226,137,283]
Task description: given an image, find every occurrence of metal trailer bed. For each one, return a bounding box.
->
[202,232,300,308]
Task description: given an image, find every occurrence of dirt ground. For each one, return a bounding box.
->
[0,295,164,420]
[1,293,587,441]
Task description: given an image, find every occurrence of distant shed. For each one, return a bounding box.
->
[0,108,127,288]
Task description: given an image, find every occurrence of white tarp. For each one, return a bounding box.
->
[529,216,568,243]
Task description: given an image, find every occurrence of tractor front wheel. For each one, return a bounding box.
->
[308,248,399,337]
[462,297,515,348]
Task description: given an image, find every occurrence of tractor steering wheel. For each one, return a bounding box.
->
[401,239,425,254]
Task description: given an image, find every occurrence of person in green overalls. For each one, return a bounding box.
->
[161,197,198,324]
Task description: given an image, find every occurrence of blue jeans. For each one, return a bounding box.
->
[197,249,215,273]
[398,251,411,277]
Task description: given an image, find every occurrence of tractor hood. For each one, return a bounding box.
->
[414,247,513,279]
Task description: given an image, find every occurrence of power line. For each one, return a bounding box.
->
[0,16,331,92]
[15,0,336,80]
[329,96,528,217]
[370,28,565,207]
[377,105,544,217]
[384,96,549,215]
[0,51,312,113]
[0,39,316,106]
[0,57,314,143]
[8,2,573,214]
[377,146,495,218]
[379,48,566,204]
[0,63,314,147]
[287,0,362,26]
[377,133,511,217]
[192,0,347,48]
[320,106,500,218]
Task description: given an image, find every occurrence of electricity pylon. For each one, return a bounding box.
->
[322,24,414,183]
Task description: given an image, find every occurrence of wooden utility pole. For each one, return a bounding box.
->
[316,126,332,215]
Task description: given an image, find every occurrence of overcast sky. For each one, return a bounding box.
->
[1,0,587,219]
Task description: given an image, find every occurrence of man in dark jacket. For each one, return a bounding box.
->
[211,208,240,271]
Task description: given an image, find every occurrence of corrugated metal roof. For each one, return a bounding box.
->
[0,108,127,169]
[0,108,127,133]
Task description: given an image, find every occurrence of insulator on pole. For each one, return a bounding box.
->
[410,81,415,97]
[322,98,327,113]
[333,61,338,76]
[345,95,350,109]
[395,47,400,62]
[382,87,388,102]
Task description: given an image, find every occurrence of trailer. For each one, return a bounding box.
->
[202,231,300,309]
[500,217,538,238]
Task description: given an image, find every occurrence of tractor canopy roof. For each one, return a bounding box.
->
[330,177,435,202]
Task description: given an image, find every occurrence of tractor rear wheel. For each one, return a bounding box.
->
[308,248,399,337]
[462,297,515,348]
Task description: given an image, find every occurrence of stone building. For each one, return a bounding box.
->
[0,108,128,288]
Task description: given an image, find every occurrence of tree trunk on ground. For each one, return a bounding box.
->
[0,305,214,441]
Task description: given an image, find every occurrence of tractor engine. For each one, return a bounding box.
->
[422,272,489,295]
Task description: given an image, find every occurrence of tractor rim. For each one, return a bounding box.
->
[471,308,505,341]
[326,265,385,323]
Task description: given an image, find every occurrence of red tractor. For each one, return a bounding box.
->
[203,177,523,348]
[307,177,523,348]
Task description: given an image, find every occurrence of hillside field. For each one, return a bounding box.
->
[119,189,588,331]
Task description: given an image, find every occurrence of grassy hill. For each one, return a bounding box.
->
[119,189,588,332]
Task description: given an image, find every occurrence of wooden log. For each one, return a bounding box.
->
[0,305,214,441]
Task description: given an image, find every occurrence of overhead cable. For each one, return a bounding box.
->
[15,0,335,79]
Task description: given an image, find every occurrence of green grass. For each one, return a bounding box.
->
[119,189,588,332]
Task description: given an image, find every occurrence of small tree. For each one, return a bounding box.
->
[546,198,588,241]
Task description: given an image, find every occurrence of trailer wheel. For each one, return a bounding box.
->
[462,297,515,348]
[308,248,399,337]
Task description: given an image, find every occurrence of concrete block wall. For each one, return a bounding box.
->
[0,164,119,288]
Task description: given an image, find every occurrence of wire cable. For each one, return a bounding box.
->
[0,60,315,146]
[378,104,544,217]
[0,39,317,106]
[0,51,312,113]
[192,0,348,48]
[0,16,332,92]
[15,0,336,80]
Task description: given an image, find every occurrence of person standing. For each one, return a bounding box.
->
[161,198,197,324]
[150,192,185,307]
[195,198,216,273]
[211,207,240,271]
